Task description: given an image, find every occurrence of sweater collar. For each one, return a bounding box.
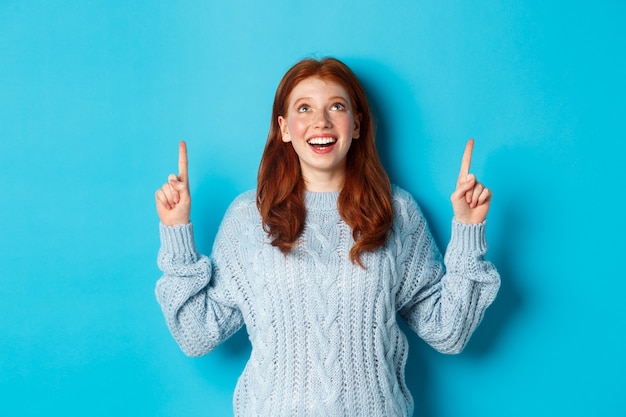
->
[304,191,340,212]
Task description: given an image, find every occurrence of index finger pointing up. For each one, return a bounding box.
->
[458,138,474,181]
[178,140,188,182]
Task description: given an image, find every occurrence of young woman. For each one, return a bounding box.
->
[155,57,500,416]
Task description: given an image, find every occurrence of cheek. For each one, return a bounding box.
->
[289,118,309,135]
[334,115,355,132]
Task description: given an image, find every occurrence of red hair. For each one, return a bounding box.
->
[257,57,393,266]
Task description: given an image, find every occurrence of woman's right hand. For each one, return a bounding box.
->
[155,141,191,226]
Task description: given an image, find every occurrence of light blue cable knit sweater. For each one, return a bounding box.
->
[156,185,500,416]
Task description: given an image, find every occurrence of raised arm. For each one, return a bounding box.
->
[154,141,243,356]
[395,141,499,353]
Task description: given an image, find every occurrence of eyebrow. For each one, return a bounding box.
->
[292,95,349,105]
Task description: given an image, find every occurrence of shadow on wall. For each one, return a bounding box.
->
[349,58,419,200]
[355,58,440,416]
[355,58,524,416]
[463,202,524,358]
[462,143,555,358]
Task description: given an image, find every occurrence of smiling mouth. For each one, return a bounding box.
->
[307,136,337,149]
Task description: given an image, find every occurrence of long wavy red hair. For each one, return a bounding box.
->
[257,57,393,266]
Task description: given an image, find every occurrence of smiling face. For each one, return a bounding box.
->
[278,76,361,192]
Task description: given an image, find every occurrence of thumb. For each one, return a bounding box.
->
[452,174,475,200]
[168,173,188,192]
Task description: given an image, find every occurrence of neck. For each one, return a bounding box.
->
[300,163,347,192]
[302,173,344,192]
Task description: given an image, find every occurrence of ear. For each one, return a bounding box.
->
[278,116,291,142]
[352,113,362,139]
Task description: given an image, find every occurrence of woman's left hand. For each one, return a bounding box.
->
[451,139,492,224]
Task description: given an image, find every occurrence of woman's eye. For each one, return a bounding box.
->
[297,105,310,113]
[331,103,346,111]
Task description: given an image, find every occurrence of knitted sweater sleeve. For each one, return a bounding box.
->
[394,189,500,354]
[155,220,244,357]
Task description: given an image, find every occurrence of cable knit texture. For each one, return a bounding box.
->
[156,185,500,416]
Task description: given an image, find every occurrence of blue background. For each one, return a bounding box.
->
[1,1,624,416]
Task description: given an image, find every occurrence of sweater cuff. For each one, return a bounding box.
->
[159,223,199,264]
[448,219,488,255]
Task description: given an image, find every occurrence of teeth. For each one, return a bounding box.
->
[307,137,336,145]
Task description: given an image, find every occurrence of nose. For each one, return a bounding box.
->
[313,109,332,128]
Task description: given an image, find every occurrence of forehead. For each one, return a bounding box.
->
[287,76,351,102]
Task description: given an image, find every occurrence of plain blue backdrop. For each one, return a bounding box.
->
[1,1,624,416]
